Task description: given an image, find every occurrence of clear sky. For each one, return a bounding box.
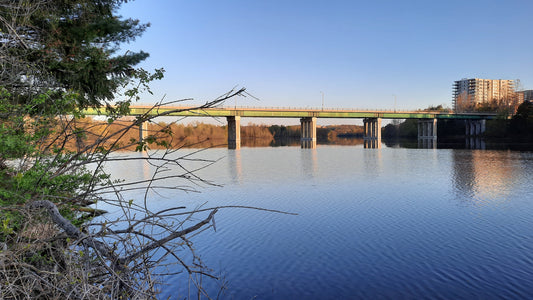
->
[119,0,533,111]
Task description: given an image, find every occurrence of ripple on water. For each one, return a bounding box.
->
[132,147,533,299]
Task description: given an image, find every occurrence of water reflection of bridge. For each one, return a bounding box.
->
[84,106,497,149]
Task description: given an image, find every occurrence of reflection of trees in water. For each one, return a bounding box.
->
[269,138,301,147]
[242,137,274,147]
[322,137,365,146]
[382,138,419,149]
[267,137,366,147]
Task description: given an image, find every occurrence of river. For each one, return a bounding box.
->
[104,143,533,299]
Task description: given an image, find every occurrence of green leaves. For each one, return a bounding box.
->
[1,0,150,108]
[1,157,90,203]
[1,218,14,235]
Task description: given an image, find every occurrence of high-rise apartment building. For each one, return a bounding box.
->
[452,78,516,111]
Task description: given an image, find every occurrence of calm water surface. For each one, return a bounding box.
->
[107,145,533,299]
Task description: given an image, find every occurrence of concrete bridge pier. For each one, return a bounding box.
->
[465,119,486,136]
[417,118,437,139]
[364,138,382,149]
[139,121,148,144]
[227,116,241,149]
[300,117,317,149]
[417,119,437,149]
[363,118,382,148]
[466,137,486,150]
[418,138,437,149]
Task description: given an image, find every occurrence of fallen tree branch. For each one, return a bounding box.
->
[29,200,117,262]
[119,208,218,265]
[29,200,220,268]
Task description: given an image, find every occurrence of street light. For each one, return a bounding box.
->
[320,91,324,111]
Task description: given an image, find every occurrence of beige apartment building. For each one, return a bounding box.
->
[453,78,516,112]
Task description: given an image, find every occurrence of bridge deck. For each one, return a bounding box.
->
[83,106,497,120]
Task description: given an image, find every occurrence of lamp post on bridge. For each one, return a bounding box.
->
[321,91,324,111]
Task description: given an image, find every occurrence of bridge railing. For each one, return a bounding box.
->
[218,105,458,114]
[119,104,497,117]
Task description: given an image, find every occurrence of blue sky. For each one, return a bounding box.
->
[119,0,533,112]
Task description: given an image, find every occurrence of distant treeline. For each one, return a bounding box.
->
[146,122,365,147]
[90,121,367,148]
[269,124,364,142]
[69,119,367,149]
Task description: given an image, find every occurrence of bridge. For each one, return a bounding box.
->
[84,106,497,149]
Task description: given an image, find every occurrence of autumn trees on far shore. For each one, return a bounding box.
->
[58,118,368,149]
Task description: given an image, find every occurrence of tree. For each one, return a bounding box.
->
[509,100,533,139]
[0,0,149,108]
[1,0,157,169]
[398,119,418,138]
[455,91,474,113]
[382,123,399,138]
